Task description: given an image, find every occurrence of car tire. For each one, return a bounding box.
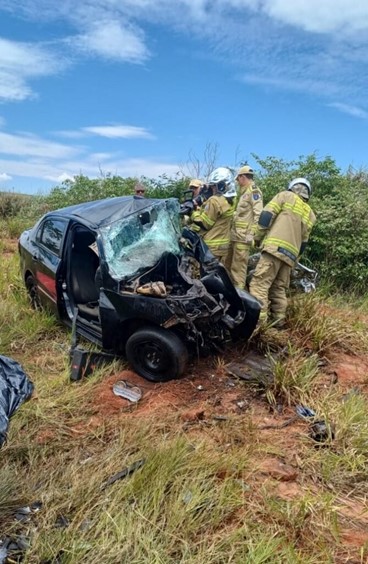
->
[125,327,188,382]
[25,275,42,310]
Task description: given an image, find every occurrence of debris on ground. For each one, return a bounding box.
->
[0,535,30,563]
[295,405,316,418]
[101,458,146,490]
[309,420,336,443]
[296,405,335,443]
[225,351,274,387]
[112,380,142,403]
[0,355,34,446]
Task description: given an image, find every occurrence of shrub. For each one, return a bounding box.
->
[0,192,27,218]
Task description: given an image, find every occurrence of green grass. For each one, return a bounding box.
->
[2,233,368,563]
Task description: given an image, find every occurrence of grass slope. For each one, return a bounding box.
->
[1,239,368,563]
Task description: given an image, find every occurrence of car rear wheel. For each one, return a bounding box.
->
[125,327,188,382]
[26,275,42,310]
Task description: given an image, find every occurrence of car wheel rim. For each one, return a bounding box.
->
[138,342,168,373]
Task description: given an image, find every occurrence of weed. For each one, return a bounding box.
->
[1,226,368,562]
[288,292,368,355]
[265,344,320,406]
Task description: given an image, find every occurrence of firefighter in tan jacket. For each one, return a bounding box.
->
[249,178,316,326]
[189,167,236,263]
[226,165,263,289]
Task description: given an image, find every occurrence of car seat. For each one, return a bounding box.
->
[70,231,100,318]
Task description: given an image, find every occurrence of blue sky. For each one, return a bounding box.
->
[0,0,368,194]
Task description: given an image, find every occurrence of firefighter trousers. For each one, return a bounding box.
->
[249,252,291,320]
[211,248,229,265]
[225,242,251,290]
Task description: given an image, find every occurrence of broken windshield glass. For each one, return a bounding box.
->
[100,199,181,280]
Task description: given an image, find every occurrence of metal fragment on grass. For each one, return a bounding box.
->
[112,380,142,402]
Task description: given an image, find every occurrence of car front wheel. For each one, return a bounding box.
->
[125,327,188,382]
[26,275,42,310]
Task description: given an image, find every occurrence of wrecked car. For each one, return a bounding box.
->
[18,196,260,382]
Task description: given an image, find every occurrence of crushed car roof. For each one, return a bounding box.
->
[53,196,177,228]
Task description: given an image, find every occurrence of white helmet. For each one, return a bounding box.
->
[208,167,236,198]
[288,177,312,200]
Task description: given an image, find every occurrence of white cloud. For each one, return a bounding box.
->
[0,37,65,102]
[55,124,155,140]
[0,172,12,182]
[0,131,80,159]
[258,0,368,34]
[2,0,368,109]
[102,157,181,179]
[0,155,180,184]
[69,19,149,63]
[329,102,368,119]
[82,125,154,139]
[50,172,75,183]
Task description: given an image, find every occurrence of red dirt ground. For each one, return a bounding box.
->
[30,332,368,561]
[86,347,368,559]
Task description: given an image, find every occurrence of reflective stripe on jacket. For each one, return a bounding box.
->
[190,195,234,252]
[230,184,263,242]
[256,191,316,267]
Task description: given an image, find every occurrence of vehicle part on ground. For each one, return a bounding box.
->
[309,420,335,443]
[296,405,316,418]
[125,326,188,382]
[112,380,142,402]
[69,347,118,381]
[0,355,34,446]
[225,352,274,387]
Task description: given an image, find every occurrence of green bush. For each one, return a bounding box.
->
[0,192,27,218]
[45,173,188,210]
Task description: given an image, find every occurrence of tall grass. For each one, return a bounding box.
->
[2,226,368,562]
[287,292,368,355]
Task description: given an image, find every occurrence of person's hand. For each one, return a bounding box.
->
[244,233,254,245]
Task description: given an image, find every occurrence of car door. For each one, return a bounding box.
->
[32,217,69,314]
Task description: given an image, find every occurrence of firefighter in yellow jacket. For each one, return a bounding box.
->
[189,167,236,263]
[249,178,316,326]
[226,165,263,289]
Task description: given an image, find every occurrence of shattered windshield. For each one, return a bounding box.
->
[100,199,181,280]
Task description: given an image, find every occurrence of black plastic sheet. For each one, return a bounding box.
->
[0,355,34,446]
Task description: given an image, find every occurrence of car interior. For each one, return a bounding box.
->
[69,229,100,320]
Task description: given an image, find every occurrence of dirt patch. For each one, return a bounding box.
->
[329,352,368,391]
[339,528,368,548]
[90,356,256,420]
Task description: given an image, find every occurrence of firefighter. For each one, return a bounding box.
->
[226,165,263,289]
[189,167,236,263]
[188,178,203,199]
[181,178,205,225]
[249,177,316,327]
